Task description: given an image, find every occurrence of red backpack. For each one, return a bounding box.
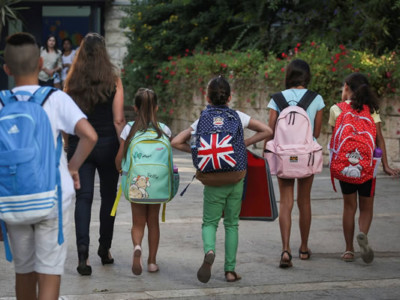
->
[329,102,377,192]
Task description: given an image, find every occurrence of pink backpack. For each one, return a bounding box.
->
[264,91,323,179]
[328,102,377,192]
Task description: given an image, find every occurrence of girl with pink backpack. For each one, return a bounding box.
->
[265,59,325,268]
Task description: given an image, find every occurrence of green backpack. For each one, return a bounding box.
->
[121,122,179,204]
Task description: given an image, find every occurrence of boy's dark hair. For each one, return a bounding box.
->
[344,73,379,113]
[285,59,311,89]
[207,76,231,106]
[4,32,40,76]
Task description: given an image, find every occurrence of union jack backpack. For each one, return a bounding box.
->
[264,90,323,179]
[191,105,247,186]
[328,102,377,192]
[0,87,64,262]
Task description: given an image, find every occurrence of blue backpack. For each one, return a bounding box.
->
[0,87,63,262]
[191,105,247,185]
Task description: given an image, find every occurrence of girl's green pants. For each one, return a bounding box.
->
[202,179,244,272]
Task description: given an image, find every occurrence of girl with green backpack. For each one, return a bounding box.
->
[115,88,174,275]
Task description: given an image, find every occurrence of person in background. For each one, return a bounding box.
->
[61,38,76,89]
[39,34,62,88]
[64,32,126,276]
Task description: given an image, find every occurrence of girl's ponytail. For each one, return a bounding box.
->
[345,73,379,114]
[123,88,164,159]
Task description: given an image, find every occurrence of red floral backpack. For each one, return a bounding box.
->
[329,102,377,192]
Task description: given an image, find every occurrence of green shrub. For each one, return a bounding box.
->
[141,41,399,122]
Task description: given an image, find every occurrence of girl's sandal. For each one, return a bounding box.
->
[225,271,242,282]
[299,248,312,260]
[341,251,355,262]
[279,250,293,268]
[148,263,159,273]
[132,245,143,275]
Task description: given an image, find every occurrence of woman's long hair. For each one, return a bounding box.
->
[123,88,164,159]
[43,34,59,53]
[64,32,118,114]
[344,73,379,113]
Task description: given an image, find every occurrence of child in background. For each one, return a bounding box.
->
[267,59,325,268]
[115,88,172,275]
[329,72,399,263]
[171,76,272,283]
[1,32,97,299]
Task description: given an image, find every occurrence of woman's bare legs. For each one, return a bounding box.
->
[297,175,314,258]
[278,178,295,262]
[342,192,358,257]
[358,195,374,234]
[147,204,161,265]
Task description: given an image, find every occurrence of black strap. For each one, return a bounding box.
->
[271,92,289,111]
[297,90,318,111]
[271,90,317,112]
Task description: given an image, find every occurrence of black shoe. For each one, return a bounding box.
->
[77,245,92,276]
[98,245,114,265]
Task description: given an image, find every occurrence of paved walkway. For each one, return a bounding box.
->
[1,149,399,299]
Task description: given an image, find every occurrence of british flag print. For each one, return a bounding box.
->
[197,133,237,171]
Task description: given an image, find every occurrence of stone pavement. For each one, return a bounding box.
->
[1,149,399,300]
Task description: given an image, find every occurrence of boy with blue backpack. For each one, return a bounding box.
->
[0,32,97,299]
[171,76,272,283]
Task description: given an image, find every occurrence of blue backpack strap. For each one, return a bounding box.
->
[30,86,57,106]
[32,86,64,244]
[55,133,64,245]
[0,90,16,106]
[0,220,12,261]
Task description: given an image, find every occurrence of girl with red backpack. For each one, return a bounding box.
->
[329,73,399,264]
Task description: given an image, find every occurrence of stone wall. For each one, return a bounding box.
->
[167,91,400,170]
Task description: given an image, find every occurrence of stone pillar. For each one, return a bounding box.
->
[104,1,129,70]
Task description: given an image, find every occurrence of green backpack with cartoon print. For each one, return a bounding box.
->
[120,122,179,204]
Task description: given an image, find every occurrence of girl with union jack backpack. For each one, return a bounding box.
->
[171,76,272,283]
[329,73,399,264]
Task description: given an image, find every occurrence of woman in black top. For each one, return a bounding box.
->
[64,32,126,276]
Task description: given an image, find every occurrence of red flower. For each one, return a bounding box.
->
[246,98,251,103]
[265,72,269,79]
[167,56,173,60]
[294,47,298,54]
[145,75,149,79]
[170,71,176,76]
[169,108,174,115]
[229,74,234,79]
[163,79,170,84]
[185,49,189,53]
[281,67,285,72]
[386,71,392,78]
[171,61,177,66]
[130,59,134,64]
[311,41,316,46]
[331,67,337,72]
[339,44,345,50]
[220,63,227,68]
[296,43,301,48]
[185,68,189,74]
[281,52,287,58]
